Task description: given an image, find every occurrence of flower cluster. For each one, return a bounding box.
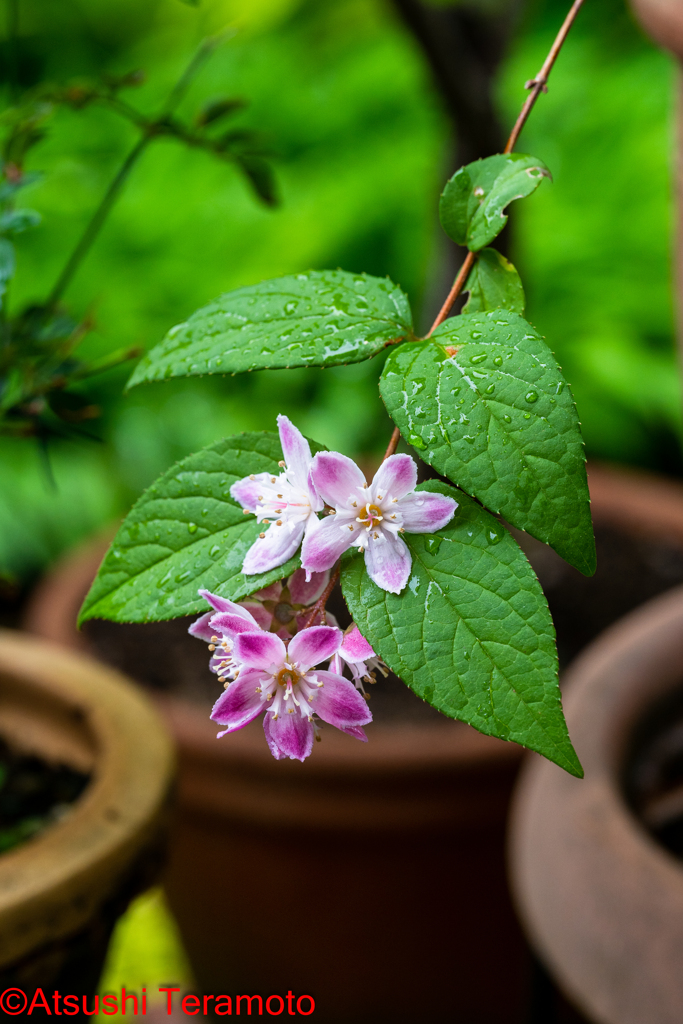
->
[189,590,374,761]
[231,415,457,595]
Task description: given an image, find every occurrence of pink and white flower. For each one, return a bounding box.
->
[248,568,335,637]
[330,624,387,695]
[230,415,323,576]
[301,452,458,594]
[188,589,271,683]
[209,625,372,761]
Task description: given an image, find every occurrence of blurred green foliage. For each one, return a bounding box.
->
[0,0,678,584]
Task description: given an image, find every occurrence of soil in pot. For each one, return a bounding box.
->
[0,737,89,854]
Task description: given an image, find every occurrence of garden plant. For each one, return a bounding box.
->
[80,0,593,776]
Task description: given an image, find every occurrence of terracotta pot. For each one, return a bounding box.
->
[509,583,683,1024]
[0,629,174,1002]
[21,463,683,1022]
[629,0,683,59]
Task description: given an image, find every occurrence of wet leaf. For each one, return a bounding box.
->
[379,309,595,575]
[463,247,525,315]
[341,481,581,777]
[78,431,325,625]
[127,270,414,388]
[440,153,551,251]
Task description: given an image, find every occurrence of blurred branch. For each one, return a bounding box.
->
[44,31,244,311]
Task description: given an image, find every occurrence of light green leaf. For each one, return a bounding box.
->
[127,270,414,389]
[78,431,324,625]
[341,481,581,777]
[439,153,551,251]
[0,208,41,235]
[463,247,525,315]
[379,310,595,575]
[0,239,15,308]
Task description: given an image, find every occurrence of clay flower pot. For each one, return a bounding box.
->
[0,629,173,998]
[509,583,683,1024]
[20,463,683,1022]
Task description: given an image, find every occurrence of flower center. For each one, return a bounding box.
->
[358,503,383,529]
[277,667,300,688]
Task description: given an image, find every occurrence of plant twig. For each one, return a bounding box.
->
[504,0,586,155]
[384,426,401,460]
[44,34,230,310]
[425,0,585,337]
[302,563,341,629]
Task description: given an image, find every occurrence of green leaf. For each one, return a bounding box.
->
[78,431,324,625]
[341,481,581,777]
[0,208,41,235]
[463,247,525,315]
[233,153,279,207]
[127,270,414,389]
[379,309,595,575]
[439,153,551,251]
[0,239,15,308]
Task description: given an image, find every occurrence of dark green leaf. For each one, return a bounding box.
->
[379,310,595,575]
[196,97,247,126]
[341,481,581,777]
[463,247,525,315]
[439,153,551,251]
[127,270,414,388]
[78,431,325,625]
[233,153,278,206]
[0,238,15,307]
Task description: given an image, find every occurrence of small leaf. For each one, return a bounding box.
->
[0,238,15,307]
[440,153,551,251]
[78,431,325,625]
[341,481,582,777]
[196,97,247,126]
[233,153,278,207]
[0,207,41,235]
[127,270,414,388]
[379,309,595,575]
[463,247,525,315]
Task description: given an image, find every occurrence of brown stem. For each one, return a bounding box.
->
[302,563,341,629]
[424,0,585,337]
[504,0,586,155]
[385,0,586,453]
[383,426,401,461]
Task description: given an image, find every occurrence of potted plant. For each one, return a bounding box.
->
[0,628,173,1003]
[42,2,611,1019]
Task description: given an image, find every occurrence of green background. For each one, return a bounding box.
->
[0,0,677,584]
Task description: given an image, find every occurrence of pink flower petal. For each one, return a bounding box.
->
[371,454,417,501]
[188,612,214,642]
[210,611,265,638]
[264,709,314,762]
[262,712,287,759]
[365,533,412,594]
[307,469,324,513]
[289,625,342,669]
[242,519,305,576]
[400,492,458,533]
[288,568,330,606]
[251,582,282,602]
[239,601,273,631]
[310,670,373,728]
[277,414,313,487]
[340,625,375,663]
[339,725,368,742]
[230,472,272,512]
[301,515,359,575]
[211,669,266,733]
[233,630,286,670]
[198,590,256,619]
[309,451,366,508]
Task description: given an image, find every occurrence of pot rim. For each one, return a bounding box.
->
[0,629,174,968]
[509,583,683,1024]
